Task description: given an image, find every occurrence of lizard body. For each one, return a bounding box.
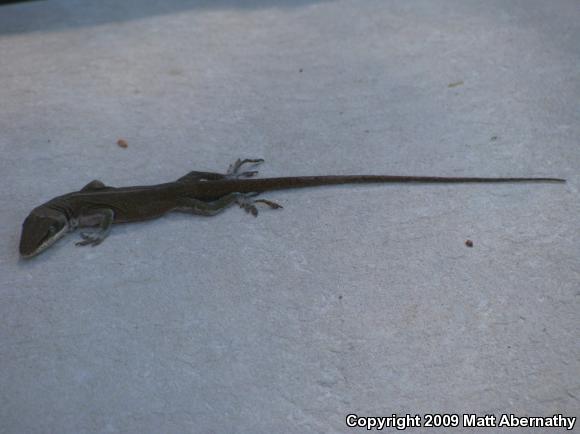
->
[19,158,566,258]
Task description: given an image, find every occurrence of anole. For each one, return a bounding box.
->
[19,158,565,258]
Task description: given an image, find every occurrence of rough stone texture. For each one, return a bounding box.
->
[0,1,578,433]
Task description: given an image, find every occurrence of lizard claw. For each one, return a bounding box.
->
[246,204,259,217]
[254,199,283,209]
[237,170,259,178]
[226,158,264,179]
[236,195,259,216]
[76,232,105,247]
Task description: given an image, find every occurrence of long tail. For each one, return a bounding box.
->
[193,175,566,198]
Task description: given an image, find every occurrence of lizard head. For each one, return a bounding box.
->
[19,208,69,258]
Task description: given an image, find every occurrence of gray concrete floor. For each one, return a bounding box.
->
[1,1,579,433]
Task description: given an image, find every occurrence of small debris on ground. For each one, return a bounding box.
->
[448,80,464,88]
[465,239,474,247]
[117,139,128,148]
[490,135,498,141]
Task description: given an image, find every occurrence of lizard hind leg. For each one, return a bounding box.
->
[176,193,244,216]
[226,158,265,179]
[235,193,283,217]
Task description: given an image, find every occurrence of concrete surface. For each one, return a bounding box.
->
[1,1,578,433]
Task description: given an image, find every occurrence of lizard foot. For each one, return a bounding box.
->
[235,193,283,217]
[75,231,106,247]
[226,158,264,179]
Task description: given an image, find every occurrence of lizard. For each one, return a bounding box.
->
[19,158,566,258]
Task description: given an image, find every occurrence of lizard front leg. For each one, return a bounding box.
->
[76,208,114,247]
[177,192,282,217]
